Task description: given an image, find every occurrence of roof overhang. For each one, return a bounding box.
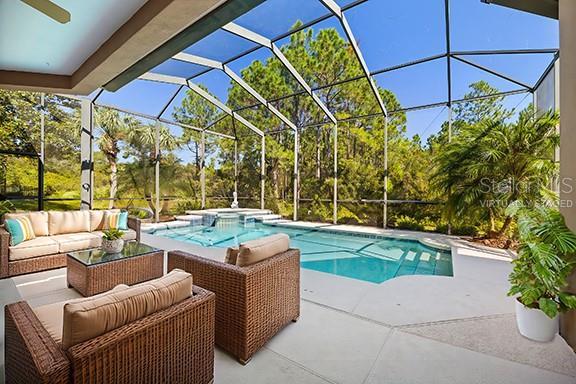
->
[0,0,264,95]
[481,0,558,19]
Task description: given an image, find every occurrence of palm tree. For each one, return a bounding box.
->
[95,109,128,208]
[124,121,179,217]
[432,106,559,238]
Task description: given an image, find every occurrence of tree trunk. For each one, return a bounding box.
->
[272,165,280,199]
[495,215,513,238]
[316,129,321,180]
[488,207,496,232]
[108,160,117,209]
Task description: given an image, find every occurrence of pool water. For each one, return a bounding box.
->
[152,221,453,284]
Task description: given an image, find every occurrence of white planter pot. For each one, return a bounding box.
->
[102,238,124,254]
[515,299,558,342]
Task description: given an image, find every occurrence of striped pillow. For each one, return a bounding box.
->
[106,211,128,230]
[5,217,36,246]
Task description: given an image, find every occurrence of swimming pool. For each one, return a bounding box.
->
[151,220,453,284]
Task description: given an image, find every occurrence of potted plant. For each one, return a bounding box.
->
[506,202,576,342]
[102,228,125,254]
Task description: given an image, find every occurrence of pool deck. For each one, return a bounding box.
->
[1,223,575,383]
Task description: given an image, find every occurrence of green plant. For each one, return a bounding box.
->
[432,107,559,238]
[102,228,124,241]
[507,201,576,318]
[0,200,15,220]
[394,215,425,231]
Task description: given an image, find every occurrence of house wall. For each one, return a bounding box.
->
[559,0,576,351]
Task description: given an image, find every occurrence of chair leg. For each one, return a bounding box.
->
[238,357,252,365]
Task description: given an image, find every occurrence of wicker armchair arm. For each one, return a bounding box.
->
[4,302,70,384]
[168,249,300,363]
[0,226,11,278]
[127,216,141,241]
[67,286,215,384]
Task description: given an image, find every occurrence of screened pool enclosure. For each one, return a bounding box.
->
[0,0,559,229]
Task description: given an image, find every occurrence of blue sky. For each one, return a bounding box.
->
[95,0,559,145]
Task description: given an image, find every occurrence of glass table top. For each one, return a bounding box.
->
[67,241,160,266]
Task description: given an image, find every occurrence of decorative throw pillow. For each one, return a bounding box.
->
[5,217,36,246]
[106,211,128,230]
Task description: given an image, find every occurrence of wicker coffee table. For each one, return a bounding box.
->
[67,241,164,296]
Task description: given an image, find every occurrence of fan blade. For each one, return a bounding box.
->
[21,0,70,24]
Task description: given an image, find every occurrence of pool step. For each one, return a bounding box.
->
[252,214,283,222]
[166,220,192,229]
[174,215,203,225]
[238,210,274,218]
[263,218,291,224]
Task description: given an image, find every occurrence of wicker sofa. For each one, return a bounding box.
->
[0,210,141,278]
[167,245,300,364]
[5,270,215,384]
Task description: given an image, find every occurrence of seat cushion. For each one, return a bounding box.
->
[236,233,290,267]
[5,211,49,237]
[62,269,192,349]
[51,232,101,253]
[33,284,129,343]
[89,209,120,231]
[48,211,90,235]
[9,236,59,261]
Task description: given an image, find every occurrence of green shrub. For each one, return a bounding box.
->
[0,200,15,220]
[175,199,202,213]
[337,205,361,224]
[393,215,425,231]
[436,223,479,236]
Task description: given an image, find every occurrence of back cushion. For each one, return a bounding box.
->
[48,211,90,235]
[236,233,290,267]
[5,211,49,237]
[62,269,192,349]
[89,209,120,231]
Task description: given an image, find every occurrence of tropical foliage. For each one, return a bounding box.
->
[507,202,576,318]
[0,23,559,241]
[432,107,559,238]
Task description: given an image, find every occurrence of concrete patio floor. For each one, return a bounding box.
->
[1,225,575,383]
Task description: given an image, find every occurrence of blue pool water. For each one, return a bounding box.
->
[152,221,453,284]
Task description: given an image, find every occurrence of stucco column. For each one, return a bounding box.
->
[559,0,576,350]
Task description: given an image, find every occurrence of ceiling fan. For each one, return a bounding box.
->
[21,0,70,24]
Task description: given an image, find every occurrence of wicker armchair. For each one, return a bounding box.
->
[4,287,215,384]
[167,249,300,364]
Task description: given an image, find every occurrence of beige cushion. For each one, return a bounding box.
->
[62,269,192,349]
[9,236,59,261]
[33,284,129,343]
[92,229,136,241]
[48,211,90,235]
[89,209,120,232]
[236,233,290,267]
[121,228,137,241]
[5,211,49,237]
[51,232,101,253]
[225,247,239,265]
